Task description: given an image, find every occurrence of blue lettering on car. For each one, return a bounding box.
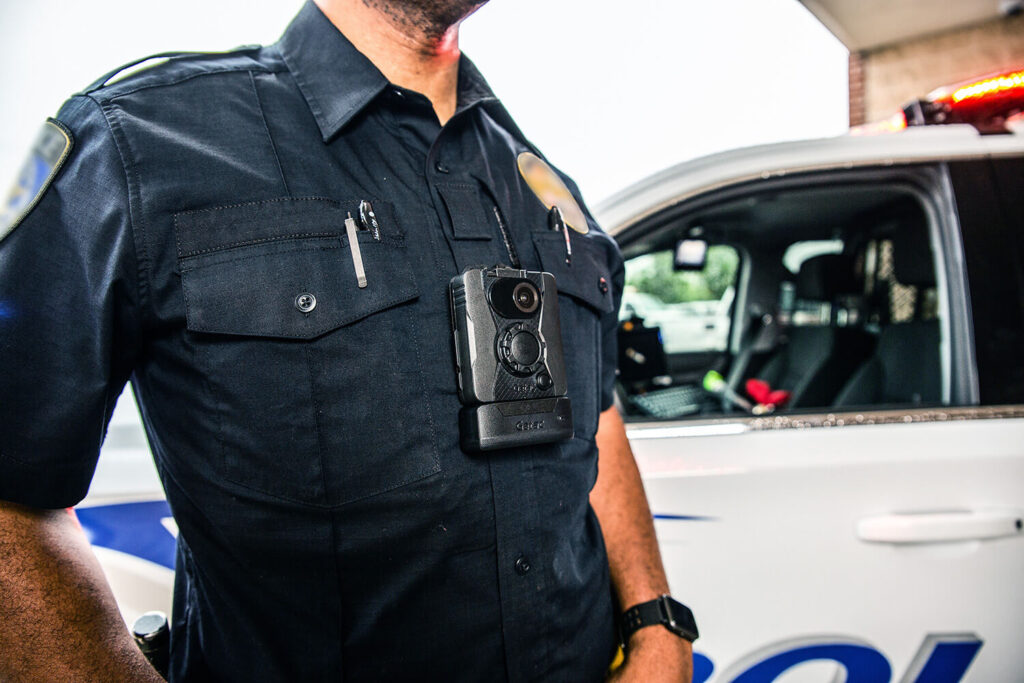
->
[708,635,982,683]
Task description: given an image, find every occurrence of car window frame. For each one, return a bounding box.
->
[612,164,980,429]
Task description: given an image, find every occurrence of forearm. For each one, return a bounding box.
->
[591,406,692,681]
[0,501,164,683]
[590,406,669,608]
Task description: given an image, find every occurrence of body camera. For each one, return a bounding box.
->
[450,266,572,451]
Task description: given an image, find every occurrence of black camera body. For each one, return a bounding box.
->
[450,266,573,451]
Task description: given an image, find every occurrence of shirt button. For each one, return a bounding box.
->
[434,160,450,174]
[514,555,531,575]
[295,292,317,313]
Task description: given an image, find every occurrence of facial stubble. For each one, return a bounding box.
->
[361,0,487,43]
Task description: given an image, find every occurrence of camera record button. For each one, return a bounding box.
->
[535,372,553,391]
[510,331,541,365]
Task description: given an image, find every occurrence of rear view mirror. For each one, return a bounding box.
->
[673,239,708,271]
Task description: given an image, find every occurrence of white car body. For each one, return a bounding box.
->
[79,123,1024,682]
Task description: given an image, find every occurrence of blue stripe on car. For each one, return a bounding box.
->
[76,500,176,570]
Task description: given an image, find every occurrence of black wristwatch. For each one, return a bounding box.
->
[620,595,699,643]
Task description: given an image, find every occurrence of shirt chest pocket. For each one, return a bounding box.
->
[531,233,614,439]
[174,198,440,507]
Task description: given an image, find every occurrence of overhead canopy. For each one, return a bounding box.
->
[798,0,1006,51]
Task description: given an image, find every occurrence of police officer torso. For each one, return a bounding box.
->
[0,3,623,680]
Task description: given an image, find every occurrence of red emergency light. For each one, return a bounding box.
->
[851,67,1024,135]
[908,67,1024,134]
[950,69,1024,103]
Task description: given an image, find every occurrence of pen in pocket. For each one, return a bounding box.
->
[359,200,382,241]
[345,212,368,288]
[548,206,571,266]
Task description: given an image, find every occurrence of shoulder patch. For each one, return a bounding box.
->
[0,119,73,243]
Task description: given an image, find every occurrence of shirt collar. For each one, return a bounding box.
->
[455,55,498,114]
[278,1,500,141]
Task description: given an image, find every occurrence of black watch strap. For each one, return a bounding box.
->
[620,595,699,643]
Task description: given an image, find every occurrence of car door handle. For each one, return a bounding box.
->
[857,510,1023,544]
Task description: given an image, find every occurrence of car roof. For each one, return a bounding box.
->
[595,123,1024,236]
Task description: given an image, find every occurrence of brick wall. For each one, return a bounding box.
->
[849,51,867,126]
[853,14,1024,124]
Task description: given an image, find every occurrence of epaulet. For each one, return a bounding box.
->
[80,45,262,95]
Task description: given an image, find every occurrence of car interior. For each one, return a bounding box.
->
[614,183,946,421]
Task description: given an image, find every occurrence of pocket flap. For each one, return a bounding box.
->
[436,182,494,240]
[175,199,418,339]
[532,232,614,314]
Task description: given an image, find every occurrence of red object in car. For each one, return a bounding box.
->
[746,378,791,408]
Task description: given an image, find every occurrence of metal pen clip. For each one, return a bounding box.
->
[345,212,368,288]
[358,200,381,241]
[548,206,571,266]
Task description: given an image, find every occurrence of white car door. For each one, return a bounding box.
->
[633,413,1024,682]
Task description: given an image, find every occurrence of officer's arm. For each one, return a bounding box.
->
[0,98,152,680]
[591,406,692,682]
[0,502,165,682]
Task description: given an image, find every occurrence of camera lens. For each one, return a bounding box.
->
[512,282,539,314]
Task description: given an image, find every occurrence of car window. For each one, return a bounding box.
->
[621,246,739,353]
[615,179,950,422]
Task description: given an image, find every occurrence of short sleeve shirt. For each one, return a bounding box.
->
[0,3,625,681]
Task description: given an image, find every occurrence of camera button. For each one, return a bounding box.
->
[510,331,541,366]
[535,372,552,391]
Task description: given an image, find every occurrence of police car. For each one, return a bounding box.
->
[76,69,1024,681]
[595,67,1024,682]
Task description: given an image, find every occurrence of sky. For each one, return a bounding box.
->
[0,0,849,209]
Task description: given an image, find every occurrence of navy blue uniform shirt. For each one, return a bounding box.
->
[0,3,625,680]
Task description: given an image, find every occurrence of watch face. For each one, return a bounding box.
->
[663,597,699,642]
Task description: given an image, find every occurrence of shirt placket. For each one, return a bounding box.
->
[423,112,553,682]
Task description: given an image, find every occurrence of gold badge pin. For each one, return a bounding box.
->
[516,152,589,234]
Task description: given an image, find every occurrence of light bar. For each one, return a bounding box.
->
[949,69,1024,104]
[856,66,1024,135]
[916,65,1024,133]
